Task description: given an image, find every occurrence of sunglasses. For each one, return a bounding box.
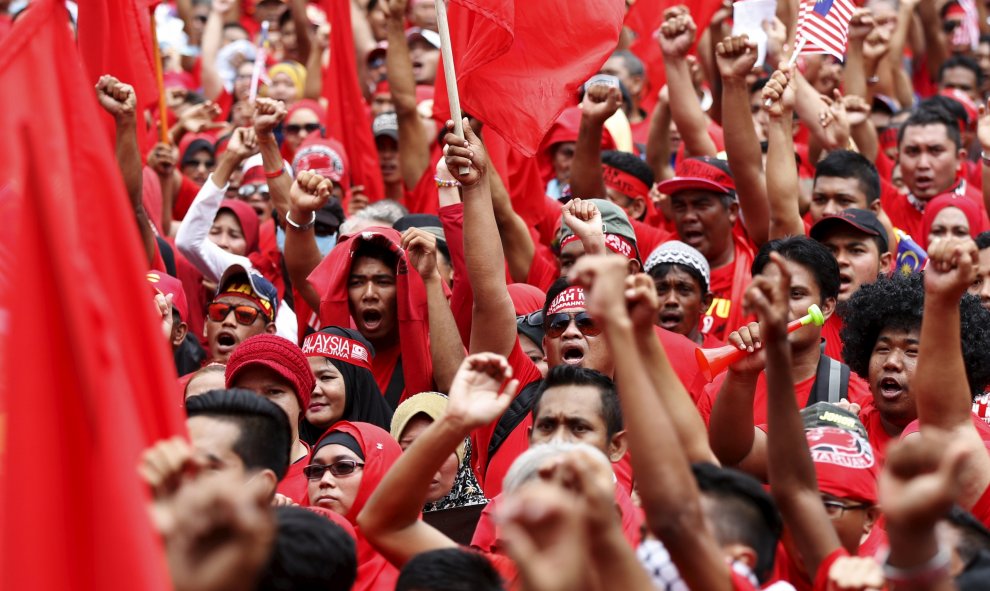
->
[544,312,601,339]
[186,159,216,169]
[943,20,961,33]
[238,184,270,199]
[303,460,365,480]
[518,310,544,327]
[207,302,266,325]
[286,123,322,135]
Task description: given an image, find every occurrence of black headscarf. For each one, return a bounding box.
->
[300,326,394,445]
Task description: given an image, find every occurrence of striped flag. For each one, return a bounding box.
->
[952,0,980,51]
[795,0,856,60]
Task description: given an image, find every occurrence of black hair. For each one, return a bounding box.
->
[939,54,984,87]
[814,150,881,205]
[256,506,357,591]
[898,106,962,149]
[603,150,655,189]
[532,365,623,440]
[692,462,782,583]
[352,237,400,272]
[920,95,971,128]
[609,49,646,78]
[975,230,990,250]
[841,272,990,397]
[752,236,840,303]
[648,262,708,294]
[750,76,769,95]
[396,548,506,591]
[185,389,293,480]
[946,505,990,566]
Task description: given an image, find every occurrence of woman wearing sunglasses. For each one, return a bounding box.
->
[299,326,394,445]
[306,421,403,591]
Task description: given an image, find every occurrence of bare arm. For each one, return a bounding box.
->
[384,0,430,189]
[763,68,806,239]
[661,9,718,157]
[290,0,312,66]
[301,13,323,101]
[489,163,537,284]
[645,90,675,183]
[254,98,294,221]
[569,84,620,200]
[716,35,770,246]
[917,0,947,80]
[200,0,234,101]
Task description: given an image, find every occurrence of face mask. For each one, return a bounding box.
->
[277,226,338,257]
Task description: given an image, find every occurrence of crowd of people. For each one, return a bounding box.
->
[16,0,990,588]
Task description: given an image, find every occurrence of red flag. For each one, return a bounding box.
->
[320,0,385,201]
[77,0,159,146]
[437,0,626,157]
[795,0,856,60]
[0,2,183,588]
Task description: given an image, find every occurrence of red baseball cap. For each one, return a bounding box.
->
[656,156,736,196]
[147,271,189,322]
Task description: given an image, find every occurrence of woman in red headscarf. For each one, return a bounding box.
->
[305,421,403,591]
[281,99,328,163]
[919,192,989,249]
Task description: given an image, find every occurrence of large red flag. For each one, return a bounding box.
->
[320,0,385,201]
[76,0,160,148]
[0,1,183,588]
[436,0,626,157]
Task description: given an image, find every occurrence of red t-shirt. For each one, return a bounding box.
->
[882,182,988,240]
[277,447,310,504]
[899,413,990,449]
[822,315,844,362]
[703,231,755,342]
[697,359,872,426]
[857,403,897,467]
[632,218,673,260]
[172,174,202,222]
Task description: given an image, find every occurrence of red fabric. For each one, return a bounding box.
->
[307,422,403,591]
[277,455,310,504]
[632,218,673,259]
[858,403,897,467]
[703,232,756,342]
[307,228,434,401]
[698,365,873,426]
[76,0,159,153]
[0,4,182,588]
[900,413,990,450]
[434,0,625,157]
[319,0,385,201]
[882,181,987,240]
[172,174,201,221]
[969,479,990,527]
[525,246,561,292]
[918,191,990,249]
[403,145,443,215]
[822,314,844,362]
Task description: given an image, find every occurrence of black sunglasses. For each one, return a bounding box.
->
[544,312,601,339]
[286,123,322,135]
[518,310,544,327]
[303,460,365,480]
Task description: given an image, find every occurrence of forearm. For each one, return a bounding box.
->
[201,8,225,100]
[424,275,466,393]
[984,162,990,214]
[283,210,323,313]
[302,34,323,100]
[885,524,953,591]
[385,16,418,114]
[570,116,607,199]
[351,0,376,90]
[850,118,879,162]
[258,135,293,220]
[491,170,536,283]
[918,0,947,76]
[793,74,836,150]
[844,44,868,100]
[766,117,804,239]
[665,58,717,157]
[589,525,657,591]
[708,372,760,466]
[290,0,312,64]
[646,98,674,182]
[397,113,430,189]
[636,326,717,464]
[916,295,971,427]
[722,78,769,246]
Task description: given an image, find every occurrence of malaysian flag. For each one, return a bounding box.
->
[952,0,981,51]
[795,0,856,61]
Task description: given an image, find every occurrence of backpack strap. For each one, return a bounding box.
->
[807,354,851,406]
[383,356,405,410]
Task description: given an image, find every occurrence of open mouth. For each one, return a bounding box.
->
[913,176,934,193]
[681,230,704,245]
[216,331,238,352]
[838,272,853,292]
[561,344,585,366]
[361,309,384,331]
[878,376,904,400]
[659,310,684,328]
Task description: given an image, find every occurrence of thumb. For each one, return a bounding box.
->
[462,118,478,143]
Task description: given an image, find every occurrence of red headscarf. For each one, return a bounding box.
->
[507,283,546,315]
[307,228,434,403]
[217,199,260,254]
[308,421,403,591]
[919,192,988,249]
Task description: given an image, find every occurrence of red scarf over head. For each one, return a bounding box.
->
[307,421,403,591]
[307,228,434,402]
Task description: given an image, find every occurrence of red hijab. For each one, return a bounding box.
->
[217,199,260,254]
[281,99,327,162]
[309,421,403,591]
[919,193,988,249]
[307,228,434,403]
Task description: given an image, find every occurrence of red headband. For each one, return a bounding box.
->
[560,233,636,260]
[302,333,373,371]
[603,165,649,200]
[547,286,586,315]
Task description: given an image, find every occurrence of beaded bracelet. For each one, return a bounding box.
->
[435,176,461,188]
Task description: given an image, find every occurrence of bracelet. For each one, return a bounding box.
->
[866,76,880,85]
[982,151,990,166]
[265,168,284,179]
[285,210,316,231]
[880,544,951,587]
[435,176,461,188]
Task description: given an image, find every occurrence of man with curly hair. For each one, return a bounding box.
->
[841,270,990,464]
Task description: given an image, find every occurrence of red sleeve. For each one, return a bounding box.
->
[524,246,560,292]
[812,548,851,591]
[631,218,672,259]
[969,479,990,527]
[439,204,472,347]
[403,163,440,215]
[172,174,201,221]
[469,499,499,552]
[845,371,873,409]
[874,150,894,183]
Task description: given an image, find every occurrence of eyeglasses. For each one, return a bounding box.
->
[544,312,601,339]
[207,302,266,325]
[238,184,270,199]
[822,499,870,520]
[518,310,544,327]
[303,460,365,480]
[286,123,322,135]
[186,159,215,169]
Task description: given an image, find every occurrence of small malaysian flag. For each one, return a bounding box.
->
[794,0,856,61]
[953,0,980,51]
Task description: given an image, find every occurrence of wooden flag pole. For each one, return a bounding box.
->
[435,0,469,174]
[149,7,170,144]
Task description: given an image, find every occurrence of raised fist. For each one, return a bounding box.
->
[95,74,137,120]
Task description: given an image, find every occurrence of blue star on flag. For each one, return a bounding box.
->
[814,0,836,16]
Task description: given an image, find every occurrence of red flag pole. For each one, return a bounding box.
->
[435,0,469,174]
[149,7,169,144]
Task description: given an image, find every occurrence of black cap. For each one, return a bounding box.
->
[809,208,888,253]
[314,198,345,233]
[516,310,544,349]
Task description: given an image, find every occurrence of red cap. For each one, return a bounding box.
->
[939,88,978,129]
[225,334,316,411]
[806,427,878,504]
[147,271,189,322]
[656,156,736,196]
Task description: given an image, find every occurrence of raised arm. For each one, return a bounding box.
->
[716,35,770,246]
[660,7,717,158]
[488,160,537,284]
[752,253,843,577]
[445,121,518,357]
[384,0,431,189]
[95,75,155,266]
[917,0,947,80]
[763,67,806,239]
[569,82,620,200]
[570,256,735,591]
[645,88,675,183]
[357,354,517,565]
[402,228,465,393]
[200,0,235,101]
[253,98,293,220]
[915,237,990,508]
[283,170,334,313]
